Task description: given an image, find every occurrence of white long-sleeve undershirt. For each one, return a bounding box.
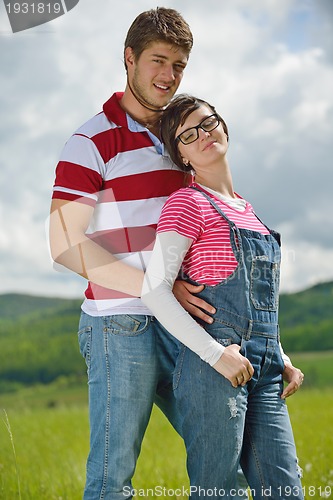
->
[141,231,225,366]
[141,230,291,367]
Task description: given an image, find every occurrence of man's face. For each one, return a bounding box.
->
[126,41,189,110]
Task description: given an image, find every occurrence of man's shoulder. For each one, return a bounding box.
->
[71,92,125,140]
[73,110,115,140]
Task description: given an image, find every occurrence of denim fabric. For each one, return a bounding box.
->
[174,188,303,499]
[78,312,181,499]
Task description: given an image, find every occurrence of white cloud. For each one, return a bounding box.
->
[0,0,332,297]
[281,237,333,293]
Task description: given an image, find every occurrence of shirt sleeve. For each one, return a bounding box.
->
[141,231,225,366]
[157,190,205,241]
[279,341,292,365]
[52,134,104,205]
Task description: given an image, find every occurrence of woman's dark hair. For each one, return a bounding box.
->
[124,8,193,70]
[160,94,229,172]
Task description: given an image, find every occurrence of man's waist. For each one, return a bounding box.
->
[81,295,153,317]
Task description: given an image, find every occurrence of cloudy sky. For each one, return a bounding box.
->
[0,0,332,298]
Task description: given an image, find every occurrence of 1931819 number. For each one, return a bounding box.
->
[5,3,62,15]
[278,485,332,497]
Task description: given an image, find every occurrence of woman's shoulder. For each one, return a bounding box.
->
[166,184,206,205]
[161,186,205,219]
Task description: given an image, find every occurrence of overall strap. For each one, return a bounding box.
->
[188,187,236,225]
[251,211,281,247]
[188,186,241,260]
[190,186,281,247]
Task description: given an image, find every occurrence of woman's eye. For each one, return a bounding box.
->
[183,131,195,141]
[203,118,214,128]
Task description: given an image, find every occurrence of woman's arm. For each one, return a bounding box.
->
[142,231,224,365]
[279,342,304,398]
[141,231,253,384]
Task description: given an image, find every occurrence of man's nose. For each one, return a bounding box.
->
[162,64,176,81]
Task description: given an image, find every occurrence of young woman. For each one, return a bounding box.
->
[141,94,304,499]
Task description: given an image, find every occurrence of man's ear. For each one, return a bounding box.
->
[124,47,135,70]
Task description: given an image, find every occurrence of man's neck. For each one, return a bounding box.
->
[120,85,162,132]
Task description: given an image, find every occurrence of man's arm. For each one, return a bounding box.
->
[49,198,143,297]
[50,198,217,323]
[173,280,216,324]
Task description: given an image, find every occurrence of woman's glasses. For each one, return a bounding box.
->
[176,114,221,145]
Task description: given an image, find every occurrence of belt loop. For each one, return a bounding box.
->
[277,324,280,343]
[245,320,253,340]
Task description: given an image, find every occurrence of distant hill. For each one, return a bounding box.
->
[279,281,333,352]
[0,293,81,322]
[279,281,333,326]
[0,281,332,393]
[0,294,84,393]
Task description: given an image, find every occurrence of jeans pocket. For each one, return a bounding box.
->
[107,314,151,337]
[207,325,242,346]
[78,325,92,369]
[275,342,285,374]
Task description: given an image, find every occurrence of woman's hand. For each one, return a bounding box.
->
[213,344,254,387]
[281,362,304,399]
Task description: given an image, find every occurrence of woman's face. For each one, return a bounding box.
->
[175,104,228,171]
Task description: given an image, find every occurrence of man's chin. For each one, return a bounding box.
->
[152,87,177,105]
[151,95,175,110]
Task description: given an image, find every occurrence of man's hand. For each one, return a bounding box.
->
[213,344,254,387]
[281,362,304,399]
[173,280,216,324]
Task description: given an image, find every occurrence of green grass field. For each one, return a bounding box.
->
[1,352,333,499]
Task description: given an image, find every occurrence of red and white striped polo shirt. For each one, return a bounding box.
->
[157,183,270,285]
[52,92,185,315]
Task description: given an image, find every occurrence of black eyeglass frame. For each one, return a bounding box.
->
[176,114,221,145]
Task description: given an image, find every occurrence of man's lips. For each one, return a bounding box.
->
[154,83,170,92]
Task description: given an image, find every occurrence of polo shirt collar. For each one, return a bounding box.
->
[103,91,166,155]
[103,92,128,128]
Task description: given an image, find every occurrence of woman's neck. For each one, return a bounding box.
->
[194,163,235,198]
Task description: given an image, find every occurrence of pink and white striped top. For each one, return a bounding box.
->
[157,183,270,285]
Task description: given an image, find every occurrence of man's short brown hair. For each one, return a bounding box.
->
[124,7,193,69]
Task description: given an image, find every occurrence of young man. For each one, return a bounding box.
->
[49,7,211,499]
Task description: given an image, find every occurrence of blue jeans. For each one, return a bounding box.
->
[175,326,303,499]
[78,311,181,500]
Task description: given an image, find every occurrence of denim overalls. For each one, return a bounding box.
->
[174,188,303,500]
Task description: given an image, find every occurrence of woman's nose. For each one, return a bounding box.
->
[198,127,210,140]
